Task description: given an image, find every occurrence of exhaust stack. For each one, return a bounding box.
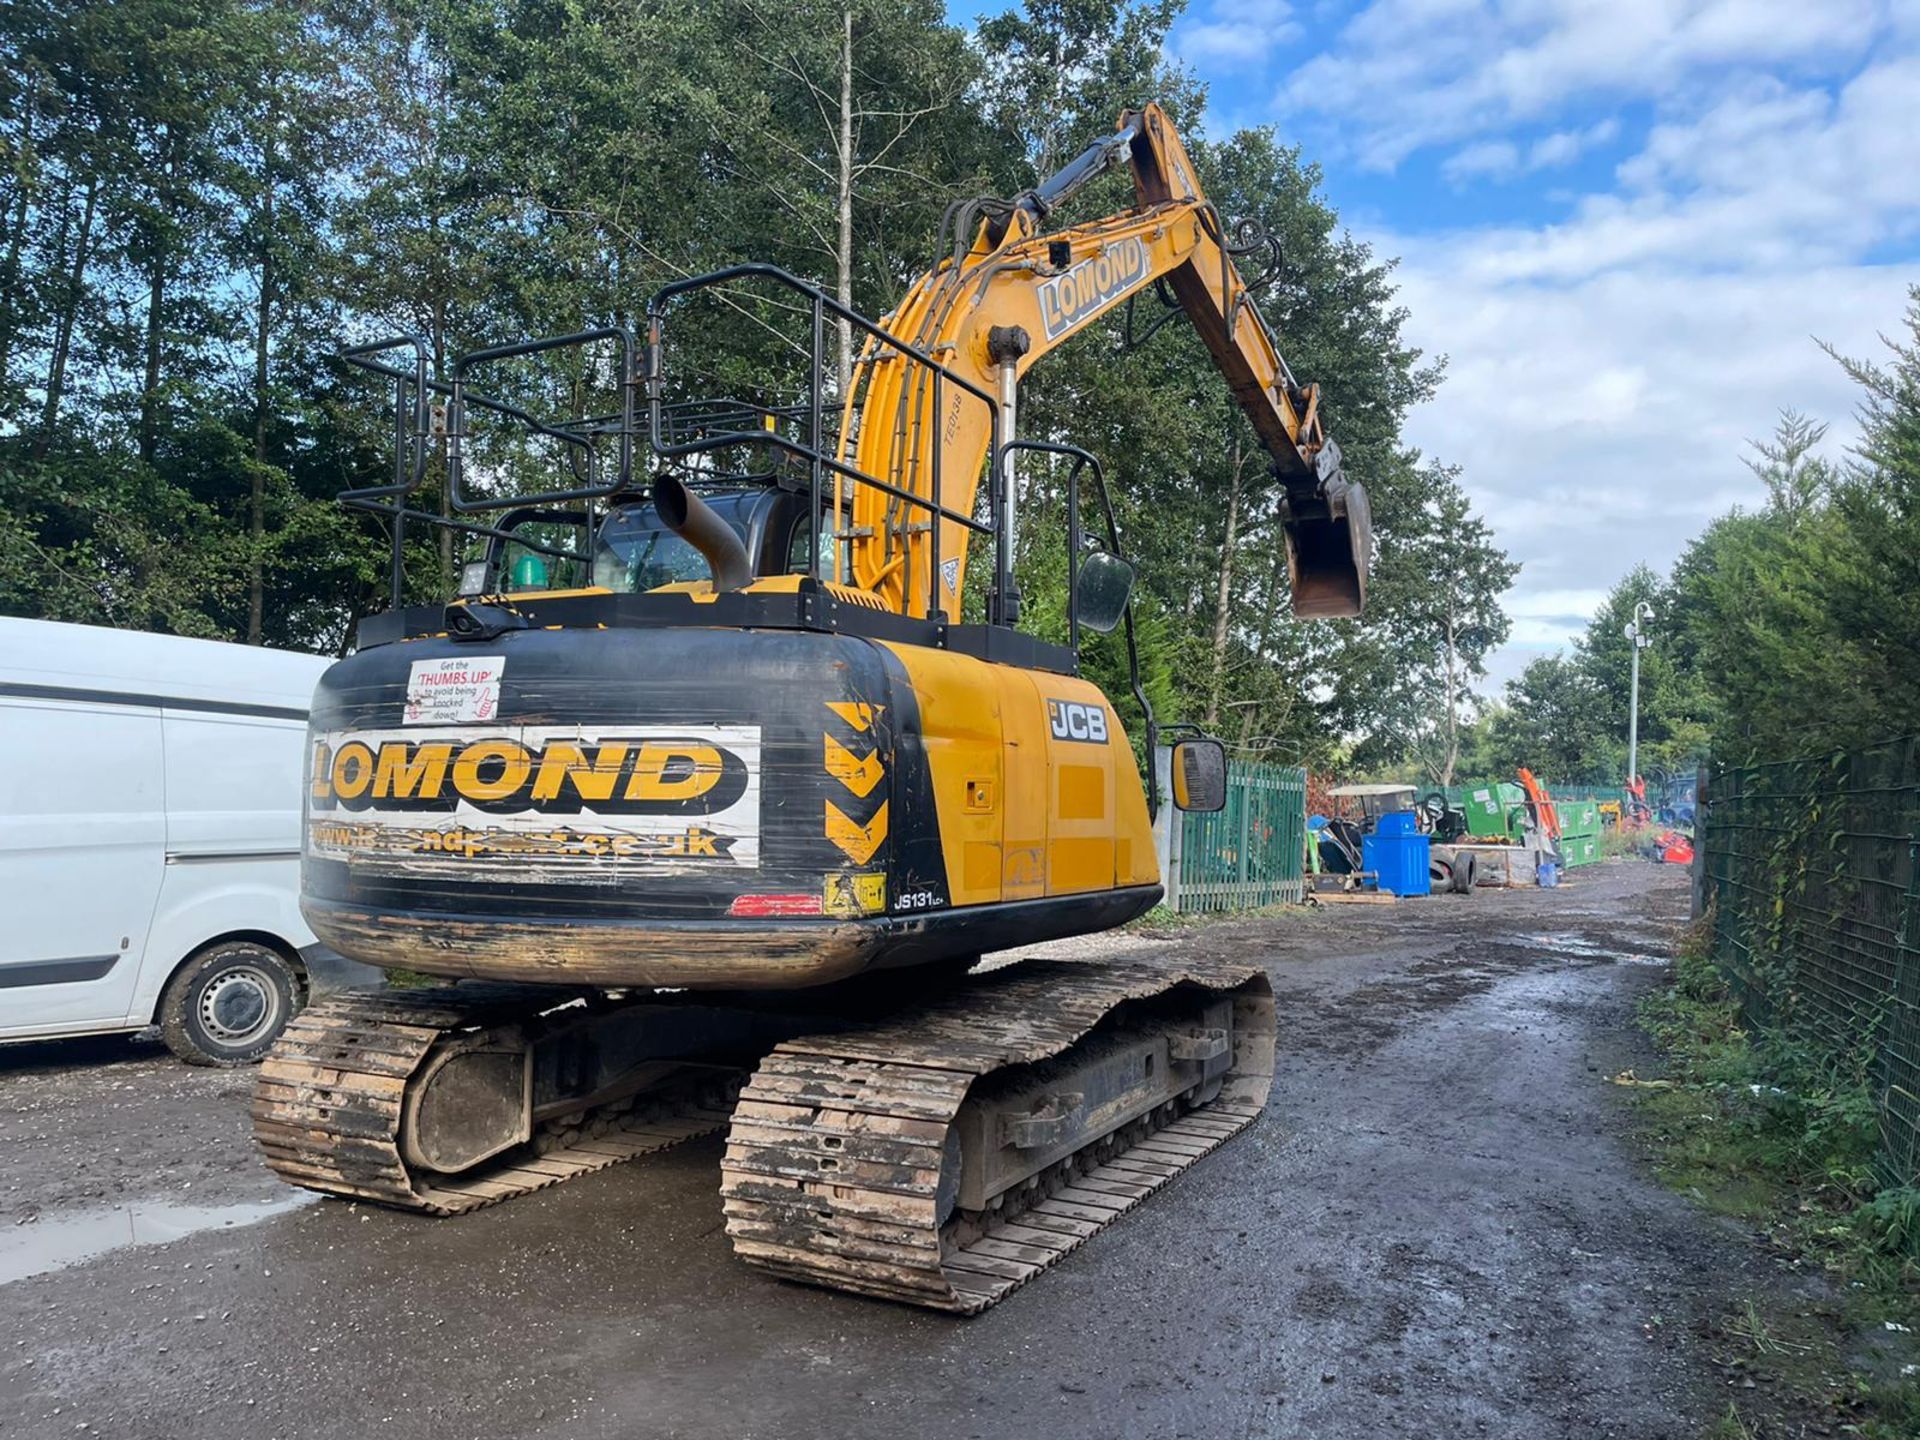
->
[652,473,754,593]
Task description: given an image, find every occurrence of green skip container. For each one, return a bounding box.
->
[1462,782,1526,842]
[1560,833,1602,867]
[1558,798,1603,868]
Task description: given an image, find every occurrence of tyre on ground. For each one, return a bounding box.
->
[158,939,300,1066]
[1451,852,1477,894]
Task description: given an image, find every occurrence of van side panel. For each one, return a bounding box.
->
[0,698,165,1033]
[129,710,318,1024]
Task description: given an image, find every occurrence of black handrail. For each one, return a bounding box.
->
[645,263,1000,621]
[337,336,432,608]
[335,265,1011,623]
[447,327,637,513]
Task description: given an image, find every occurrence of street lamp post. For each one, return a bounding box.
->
[1623,601,1654,784]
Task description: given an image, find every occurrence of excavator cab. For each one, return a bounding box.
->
[588,485,842,592]
[455,486,839,598]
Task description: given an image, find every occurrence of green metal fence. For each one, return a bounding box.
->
[1173,759,1308,914]
[1701,737,1920,1187]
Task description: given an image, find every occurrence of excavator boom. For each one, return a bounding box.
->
[844,103,1370,621]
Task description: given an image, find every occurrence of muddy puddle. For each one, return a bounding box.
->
[1530,930,1672,966]
[0,1192,315,1286]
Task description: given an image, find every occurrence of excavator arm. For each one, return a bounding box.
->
[842,103,1371,622]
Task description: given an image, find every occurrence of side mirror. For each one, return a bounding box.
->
[1074,551,1135,634]
[1170,737,1227,813]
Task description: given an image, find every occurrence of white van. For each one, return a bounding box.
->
[0,618,371,1065]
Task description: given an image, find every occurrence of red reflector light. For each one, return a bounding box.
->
[728,893,823,918]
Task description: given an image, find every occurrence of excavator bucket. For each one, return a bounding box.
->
[1285,473,1372,620]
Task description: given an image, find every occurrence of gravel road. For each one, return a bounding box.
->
[1,861,1762,1439]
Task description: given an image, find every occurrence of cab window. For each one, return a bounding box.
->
[786,509,843,581]
[592,504,747,592]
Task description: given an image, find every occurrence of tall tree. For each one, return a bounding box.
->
[1,0,1511,741]
[1487,656,1617,782]
[1362,467,1518,784]
[688,0,984,389]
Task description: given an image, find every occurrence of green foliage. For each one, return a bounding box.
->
[0,0,1511,766]
[1642,931,1881,1198]
[1681,306,1920,763]
[1856,1187,1920,1259]
[1487,654,1617,782]
[1346,461,1517,783]
[1635,924,1920,1437]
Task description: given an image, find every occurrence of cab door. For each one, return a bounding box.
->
[0,697,166,1033]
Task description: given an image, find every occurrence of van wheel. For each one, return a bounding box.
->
[159,942,298,1067]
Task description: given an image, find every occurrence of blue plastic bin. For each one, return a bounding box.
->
[1362,829,1432,897]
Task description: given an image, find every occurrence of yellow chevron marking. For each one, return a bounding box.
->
[823,734,884,799]
[825,701,882,733]
[826,799,889,865]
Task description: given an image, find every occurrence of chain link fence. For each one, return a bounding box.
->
[1701,737,1920,1187]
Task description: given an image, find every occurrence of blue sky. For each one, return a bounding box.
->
[993,1,1920,691]
[1174,0,1920,689]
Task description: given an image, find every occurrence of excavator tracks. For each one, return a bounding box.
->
[253,985,739,1215]
[720,955,1275,1313]
[253,955,1275,1315]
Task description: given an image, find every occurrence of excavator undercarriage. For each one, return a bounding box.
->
[257,957,1273,1309]
[256,985,767,1214]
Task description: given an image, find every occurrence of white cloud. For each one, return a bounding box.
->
[1364,42,1918,687]
[1442,117,1621,184]
[1173,0,1302,65]
[1528,117,1616,169]
[1278,0,1889,169]
[1508,588,1614,621]
[1495,589,1612,665]
[1387,253,1908,671]
[1182,0,1920,696]
[1442,139,1521,182]
[1443,59,1920,280]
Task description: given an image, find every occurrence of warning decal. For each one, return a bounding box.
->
[403,656,504,725]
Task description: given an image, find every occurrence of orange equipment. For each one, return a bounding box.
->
[1516,767,1561,843]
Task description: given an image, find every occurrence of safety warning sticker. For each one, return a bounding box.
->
[403,656,504,725]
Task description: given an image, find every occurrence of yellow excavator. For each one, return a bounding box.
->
[256,104,1370,1313]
